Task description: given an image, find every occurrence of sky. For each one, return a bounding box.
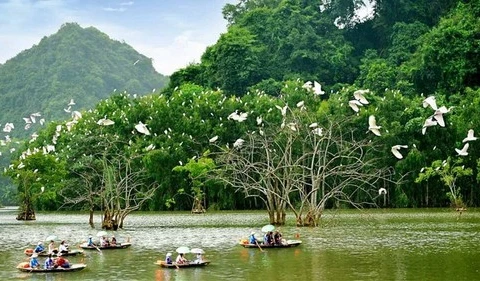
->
[0,0,235,75]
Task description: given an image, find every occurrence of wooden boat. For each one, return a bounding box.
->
[239,239,302,248]
[24,249,84,257]
[79,242,131,250]
[16,263,87,273]
[154,260,210,268]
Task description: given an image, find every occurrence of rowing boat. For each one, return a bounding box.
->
[154,260,210,268]
[24,249,84,257]
[79,242,131,250]
[16,263,87,273]
[239,239,302,248]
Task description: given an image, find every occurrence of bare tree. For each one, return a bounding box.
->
[60,135,158,229]
[215,110,396,226]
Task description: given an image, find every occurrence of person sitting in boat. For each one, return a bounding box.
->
[44,254,54,269]
[100,236,110,247]
[58,240,69,254]
[176,253,188,264]
[34,242,45,253]
[263,232,273,246]
[165,252,173,264]
[48,240,57,254]
[29,253,40,268]
[249,232,257,244]
[194,253,203,264]
[54,253,70,268]
[273,231,283,245]
[111,235,117,246]
[87,235,96,247]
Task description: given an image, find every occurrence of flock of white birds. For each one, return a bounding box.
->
[0,80,477,198]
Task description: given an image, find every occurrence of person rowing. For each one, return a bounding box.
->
[249,232,257,244]
[34,242,45,253]
[29,253,41,269]
[87,235,96,247]
[165,252,173,264]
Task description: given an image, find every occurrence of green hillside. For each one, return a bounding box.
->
[0,22,168,138]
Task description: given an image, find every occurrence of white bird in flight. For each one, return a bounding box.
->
[68,99,75,106]
[455,143,469,156]
[422,96,437,110]
[368,115,381,136]
[353,89,369,104]
[422,118,437,135]
[463,129,477,143]
[348,100,363,112]
[391,145,408,159]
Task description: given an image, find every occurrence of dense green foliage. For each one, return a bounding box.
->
[3,0,480,214]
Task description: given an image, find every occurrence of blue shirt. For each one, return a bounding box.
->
[165,256,172,264]
[44,258,54,269]
[30,258,40,268]
[87,237,94,246]
[34,245,44,253]
[249,234,256,244]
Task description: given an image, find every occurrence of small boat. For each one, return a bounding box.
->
[24,249,84,257]
[79,242,132,250]
[154,260,210,268]
[239,239,302,248]
[16,263,87,273]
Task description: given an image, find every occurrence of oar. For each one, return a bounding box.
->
[255,241,264,252]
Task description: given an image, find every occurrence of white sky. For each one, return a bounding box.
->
[0,0,235,75]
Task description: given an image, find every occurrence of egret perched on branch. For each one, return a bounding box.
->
[463,129,477,143]
[97,118,115,126]
[209,136,218,143]
[313,81,324,95]
[233,138,245,149]
[135,121,151,135]
[378,188,387,195]
[368,115,381,136]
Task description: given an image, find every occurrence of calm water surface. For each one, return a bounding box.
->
[0,207,479,281]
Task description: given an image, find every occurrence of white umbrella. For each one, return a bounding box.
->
[96,231,108,237]
[176,246,190,254]
[45,235,57,241]
[261,224,275,233]
[190,248,205,254]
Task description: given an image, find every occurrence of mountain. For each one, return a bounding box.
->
[0,22,168,138]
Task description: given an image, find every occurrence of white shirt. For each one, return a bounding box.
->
[59,244,68,252]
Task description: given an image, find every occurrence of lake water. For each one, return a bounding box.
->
[0,207,479,281]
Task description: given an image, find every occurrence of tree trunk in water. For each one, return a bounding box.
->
[102,210,118,230]
[89,209,94,228]
[16,202,36,221]
[295,209,321,227]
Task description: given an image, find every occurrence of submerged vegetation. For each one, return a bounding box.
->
[1,0,480,226]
